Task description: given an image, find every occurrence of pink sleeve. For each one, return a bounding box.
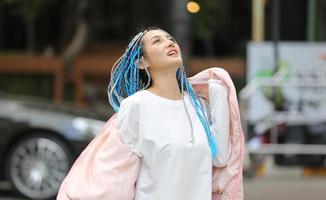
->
[188,67,245,200]
[57,114,140,200]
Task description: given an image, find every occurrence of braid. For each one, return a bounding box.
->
[108,31,146,112]
[178,66,218,157]
[108,28,218,157]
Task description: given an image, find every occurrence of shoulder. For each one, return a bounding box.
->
[118,90,148,112]
[117,92,144,130]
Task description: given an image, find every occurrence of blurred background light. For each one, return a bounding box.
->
[187,1,200,14]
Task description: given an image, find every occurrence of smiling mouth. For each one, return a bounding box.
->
[167,50,178,56]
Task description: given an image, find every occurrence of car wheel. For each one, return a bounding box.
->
[6,134,72,199]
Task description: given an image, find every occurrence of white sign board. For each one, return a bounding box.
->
[246,42,326,122]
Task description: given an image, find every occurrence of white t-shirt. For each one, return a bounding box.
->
[117,81,229,200]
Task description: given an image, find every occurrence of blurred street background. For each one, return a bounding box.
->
[0,0,326,199]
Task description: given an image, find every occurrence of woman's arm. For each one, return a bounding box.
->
[208,79,231,167]
[56,115,140,200]
[188,67,244,198]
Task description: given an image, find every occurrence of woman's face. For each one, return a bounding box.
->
[140,29,183,71]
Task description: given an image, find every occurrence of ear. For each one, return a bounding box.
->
[138,56,149,69]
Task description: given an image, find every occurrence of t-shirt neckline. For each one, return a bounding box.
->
[142,90,185,105]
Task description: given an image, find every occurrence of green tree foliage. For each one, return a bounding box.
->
[192,0,223,39]
[2,0,43,22]
[191,0,225,56]
[1,0,45,53]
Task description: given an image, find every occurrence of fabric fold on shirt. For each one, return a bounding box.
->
[56,67,245,200]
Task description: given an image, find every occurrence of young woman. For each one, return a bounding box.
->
[57,27,244,200]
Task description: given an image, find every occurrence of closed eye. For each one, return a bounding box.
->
[153,39,160,44]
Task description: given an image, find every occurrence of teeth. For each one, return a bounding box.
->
[168,50,177,56]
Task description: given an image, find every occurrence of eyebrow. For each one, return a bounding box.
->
[150,34,172,41]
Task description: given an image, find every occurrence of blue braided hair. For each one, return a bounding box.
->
[108,27,218,158]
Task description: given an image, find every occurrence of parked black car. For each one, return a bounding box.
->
[0,95,107,199]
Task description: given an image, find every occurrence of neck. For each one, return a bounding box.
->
[147,68,182,100]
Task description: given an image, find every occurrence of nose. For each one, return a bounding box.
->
[167,39,175,48]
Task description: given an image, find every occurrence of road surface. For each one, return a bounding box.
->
[1,174,325,200]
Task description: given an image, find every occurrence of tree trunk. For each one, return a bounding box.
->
[0,16,3,48]
[26,18,35,54]
[63,20,89,73]
[62,0,89,74]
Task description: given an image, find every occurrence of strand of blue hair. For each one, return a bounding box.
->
[177,68,218,157]
[108,33,218,158]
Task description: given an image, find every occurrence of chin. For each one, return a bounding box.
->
[170,58,183,68]
[155,58,183,71]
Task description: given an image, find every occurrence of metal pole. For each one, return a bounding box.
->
[271,0,280,73]
[252,0,265,42]
[307,0,316,41]
[171,0,190,74]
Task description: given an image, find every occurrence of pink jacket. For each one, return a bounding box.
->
[57,67,245,200]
